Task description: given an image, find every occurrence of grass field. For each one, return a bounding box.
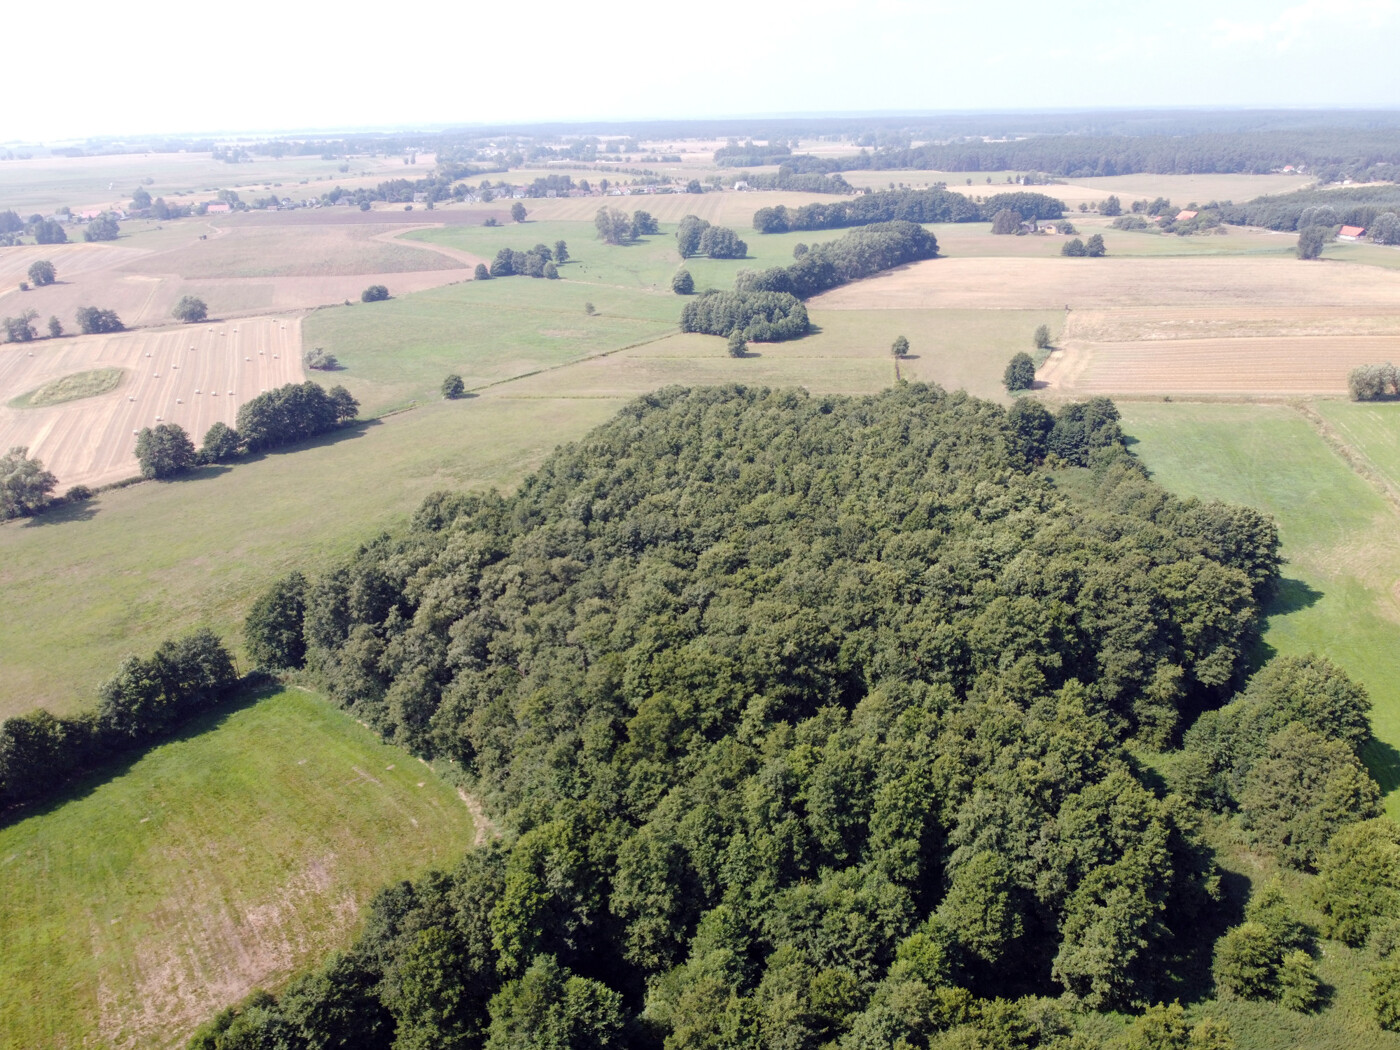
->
[8,366,125,408]
[0,686,476,1050]
[1119,402,1400,810]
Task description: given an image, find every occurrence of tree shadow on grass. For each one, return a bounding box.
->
[1364,737,1400,798]
[20,499,99,527]
[236,418,382,467]
[0,679,283,832]
[1266,577,1323,618]
[1159,865,1252,1005]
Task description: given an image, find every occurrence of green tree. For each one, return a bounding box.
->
[0,446,58,519]
[386,926,480,1050]
[554,241,569,263]
[672,270,694,295]
[46,315,61,338]
[1375,963,1400,1032]
[131,186,152,210]
[1034,324,1051,349]
[135,423,197,479]
[443,374,465,399]
[699,225,747,258]
[83,215,120,242]
[1277,950,1322,1012]
[632,210,660,237]
[891,335,909,358]
[511,202,528,223]
[1212,922,1280,999]
[172,295,208,323]
[475,263,490,280]
[1086,234,1106,257]
[33,219,67,244]
[329,386,359,423]
[595,207,633,245]
[75,306,124,333]
[303,347,338,370]
[361,284,390,302]
[676,215,710,257]
[1101,195,1122,217]
[244,572,308,669]
[1003,352,1036,391]
[27,260,55,286]
[1297,226,1328,260]
[727,329,747,357]
[543,262,559,279]
[991,208,1021,234]
[485,954,623,1050]
[686,179,703,194]
[1313,819,1400,945]
[3,310,38,342]
[200,421,242,463]
[1062,238,1087,257]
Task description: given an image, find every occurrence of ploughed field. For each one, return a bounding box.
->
[0,317,303,488]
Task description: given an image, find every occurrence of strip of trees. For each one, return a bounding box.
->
[676,215,747,258]
[1348,363,1400,401]
[0,630,238,809]
[679,290,809,341]
[754,189,1061,234]
[733,220,939,300]
[486,243,566,279]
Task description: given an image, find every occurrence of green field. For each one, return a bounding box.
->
[0,686,477,1050]
[8,367,125,408]
[1121,402,1400,809]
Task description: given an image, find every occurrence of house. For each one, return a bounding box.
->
[205,202,231,214]
[1175,210,1198,222]
[1339,225,1366,241]
[733,181,749,191]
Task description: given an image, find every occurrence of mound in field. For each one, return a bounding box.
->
[8,367,125,408]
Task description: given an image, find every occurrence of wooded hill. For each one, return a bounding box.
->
[188,383,1349,1049]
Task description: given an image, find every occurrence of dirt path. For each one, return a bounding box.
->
[373,224,487,270]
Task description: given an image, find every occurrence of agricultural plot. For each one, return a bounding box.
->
[0,687,477,1050]
[0,317,302,489]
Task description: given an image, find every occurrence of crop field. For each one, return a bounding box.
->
[0,317,302,489]
[514,189,840,228]
[1120,402,1400,809]
[0,686,477,1050]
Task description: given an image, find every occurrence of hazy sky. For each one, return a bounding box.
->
[4,0,1398,141]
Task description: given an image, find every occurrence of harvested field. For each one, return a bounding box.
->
[1043,335,1400,396]
[1061,306,1400,343]
[519,190,840,228]
[0,317,302,488]
[810,256,1400,311]
[223,205,511,227]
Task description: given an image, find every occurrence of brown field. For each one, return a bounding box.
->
[0,317,302,488]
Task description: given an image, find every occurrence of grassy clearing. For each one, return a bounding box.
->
[1119,402,1400,810]
[8,367,125,408]
[0,396,624,718]
[0,685,476,1050]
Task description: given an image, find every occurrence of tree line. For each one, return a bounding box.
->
[200,381,1299,1048]
[0,630,238,810]
[483,242,570,279]
[733,220,939,300]
[676,216,747,259]
[1219,185,1400,233]
[754,189,1063,233]
[678,290,809,341]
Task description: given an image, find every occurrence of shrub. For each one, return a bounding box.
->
[1034,324,1051,349]
[303,347,339,370]
[1375,964,1400,1032]
[361,284,390,302]
[1004,352,1036,391]
[680,290,809,342]
[27,260,55,286]
[727,330,747,357]
[1213,921,1281,999]
[671,270,694,295]
[442,374,465,399]
[475,263,490,280]
[172,295,208,323]
[543,262,559,279]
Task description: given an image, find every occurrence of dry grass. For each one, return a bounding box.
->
[9,367,125,408]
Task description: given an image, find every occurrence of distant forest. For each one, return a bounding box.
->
[185,383,1379,1050]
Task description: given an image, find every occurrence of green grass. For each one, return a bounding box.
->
[1314,401,1400,494]
[0,686,477,1050]
[0,396,624,718]
[8,367,126,408]
[1120,402,1400,810]
[1323,242,1400,270]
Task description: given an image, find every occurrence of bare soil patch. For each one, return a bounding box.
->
[0,317,303,488]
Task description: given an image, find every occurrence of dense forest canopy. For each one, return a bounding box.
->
[203,383,1325,1050]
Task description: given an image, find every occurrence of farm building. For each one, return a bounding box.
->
[205,202,231,214]
[1339,225,1366,241]
[1175,210,1198,222]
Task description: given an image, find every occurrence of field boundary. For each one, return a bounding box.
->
[1292,399,1400,517]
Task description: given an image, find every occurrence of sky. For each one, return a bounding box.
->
[3,0,1399,141]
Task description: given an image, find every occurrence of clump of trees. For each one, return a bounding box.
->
[1348,363,1400,401]
[595,208,658,246]
[442,374,465,399]
[734,221,938,301]
[754,187,981,233]
[1062,234,1106,257]
[488,244,562,278]
[33,219,67,244]
[474,263,490,280]
[210,383,1287,1046]
[172,296,208,323]
[361,285,390,302]
[674,214,747,258]
[27,260,55,287]
[891,334,909,357]
[679,290,809,341]
[1004,352,1036,390]
[135,423,197,479]
[75,306,124,334]
[0,446,57,519]
[83,215,120,242]
[236,381,358,452]
[1213,879,1322,1011]
[2,310,39,343]
[0,630,238,807]
[991,208,1023,234]
[1297,226,1329,260]
[303,347,339,370]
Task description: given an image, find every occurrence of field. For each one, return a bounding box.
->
[0,316,302,489]
[0,686,477,1050]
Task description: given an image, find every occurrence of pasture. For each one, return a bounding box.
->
[0,317,302,489]
[0,686,477,1050]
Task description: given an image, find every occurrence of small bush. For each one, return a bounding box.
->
[442,374,465,399]
[303,347,339,370]
[361,284,390,302]
[1004,352,1036,391]
[672,270,694,295]
[1033,324,1051,349]
[64,484,93,502]
[584,302,596,316]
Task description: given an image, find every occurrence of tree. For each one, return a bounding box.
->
[1034,324,1052,349]
[490,249,515,278]
[511,202,528,223]
[46,316,61,339]
[1004,352,1036,391]
[33,219,67,244]
[0,446,58,519]
[1212,922,1280,999]
[443,374,465,399]
[135,423,197,479]
[131,186,152,210]
[554,240,569,264]
[1313,819,1400,945]
[1085,234,1106,257]
[891,335,909,358]
[671,270,694,295]
[303,347,339,370]
[75,306,124,334]
[1061,238,1088,257]
[727,330,747,357]
[3,310,38,342]
[595,207,633,245]
[991,208,1021,234]
[27,260,55,287]
[486,955,623,1050]
[698,225,746,258]
[676,215,710,257]
[329,386,359,423]
[83,215,120,242]
[1277,950,1322,1012]
[245,572,308,669]
[632,210,659,237]
[1375,963,1400,1032]
[172,296,208,323]
[1101,195,1122,217]
[1370,212,1400,246]
[361,284,390,302]
[543,262,559,279]
[201,421,242,463]
[1297,226,1328,260]
[686,179,704,194]
[475,263,491,280]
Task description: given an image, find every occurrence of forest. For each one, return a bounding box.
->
[167,382,1395,1049]
[753,190,1060,234]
